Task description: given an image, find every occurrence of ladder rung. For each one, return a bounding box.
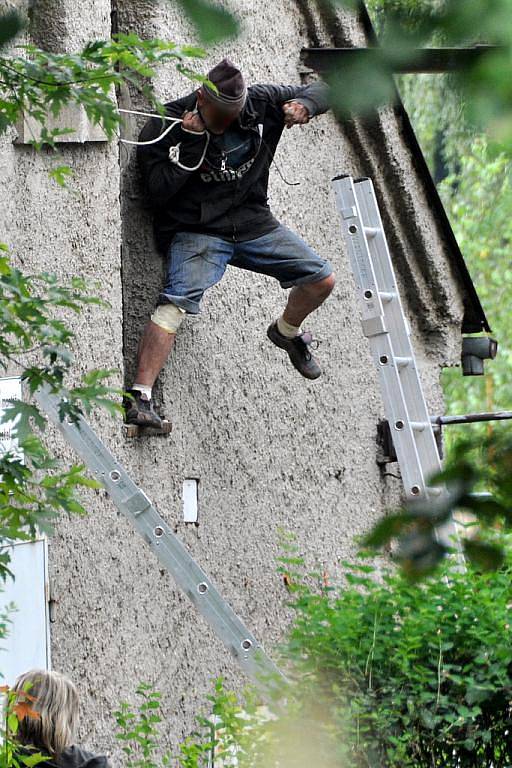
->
[410,421,430,431]
[363,225,381,239]
[394,356,413,369]
[426,486,443,497]
[378,291,397,303]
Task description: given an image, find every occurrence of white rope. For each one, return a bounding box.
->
[117,107,210,171]
[115,106,300,185]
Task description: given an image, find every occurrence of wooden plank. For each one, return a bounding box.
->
[123,420,172,438]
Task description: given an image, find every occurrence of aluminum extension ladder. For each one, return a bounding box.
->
[35,385,285,697]
[332,174,463,559]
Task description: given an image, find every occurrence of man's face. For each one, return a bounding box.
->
[196,88,243,134]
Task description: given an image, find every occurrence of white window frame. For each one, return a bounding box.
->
[0,376,51,684]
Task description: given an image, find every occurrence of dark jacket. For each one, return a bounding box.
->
[136,81,330,254]
[18,744,110,768]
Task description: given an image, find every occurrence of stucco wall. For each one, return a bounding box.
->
[0,0,468,762]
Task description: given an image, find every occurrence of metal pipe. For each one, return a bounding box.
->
[431,411,512,426]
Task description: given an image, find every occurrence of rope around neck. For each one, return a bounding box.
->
[117,107,210,171]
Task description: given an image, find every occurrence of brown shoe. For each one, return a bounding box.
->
[266,321,322,379]
[123,388,163,429]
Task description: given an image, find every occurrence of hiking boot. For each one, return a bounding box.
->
[123,388,163,429]
[266,321,322,380]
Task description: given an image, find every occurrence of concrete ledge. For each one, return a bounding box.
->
[13,103,109,144]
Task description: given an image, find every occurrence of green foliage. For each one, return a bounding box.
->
[121,537,512,767]
[328,0,512,143]
[47,165,73,187]
[362,429,512,576]
[391,69,470,182]
[176,678,254,768]
[0,682,51,768]
[276,542,512,767]
[114,684,171,768]
[363,2,512,574]
[113,680,255,768]
[0,248,103,372]
[0,30,208,146]
[0,245,127,576]
[324,51,398,119]
[114,676,342,768]
[174,0,240,44]
[439,136,512,438]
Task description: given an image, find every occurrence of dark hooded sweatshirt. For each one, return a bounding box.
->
[18,744,110,768]
[136,81,330,255]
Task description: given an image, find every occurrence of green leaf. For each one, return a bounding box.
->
[173,0,239,43]
[465,685,496,705]
[48,165,73,187]
[362,511,414,547]
[20,752,52,767]
[8,712,19,733]
[463,539,505,570]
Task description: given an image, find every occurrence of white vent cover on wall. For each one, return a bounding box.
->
[183,478,199,523]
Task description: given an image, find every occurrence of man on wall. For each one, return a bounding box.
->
[124,58,335,428]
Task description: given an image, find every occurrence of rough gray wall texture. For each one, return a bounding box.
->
[0,0,470,763]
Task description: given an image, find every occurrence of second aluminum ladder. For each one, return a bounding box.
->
[332,174,462,559]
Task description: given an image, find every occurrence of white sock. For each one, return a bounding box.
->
[132,383,152,400]
[276,315,301,338]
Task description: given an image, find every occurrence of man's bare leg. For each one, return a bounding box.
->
[134,320,177,388]
[267,274,335,380]
[125,304,185,427]
[281,274,335,328]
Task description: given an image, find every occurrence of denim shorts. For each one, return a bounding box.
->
[156,223,334,314]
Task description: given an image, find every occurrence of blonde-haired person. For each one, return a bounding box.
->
[11,669,111,768]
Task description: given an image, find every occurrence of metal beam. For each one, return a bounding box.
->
[301,45,501,74]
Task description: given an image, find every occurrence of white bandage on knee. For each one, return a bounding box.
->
[151,302,186,333]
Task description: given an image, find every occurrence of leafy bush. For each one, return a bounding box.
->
[276,538,512,767]
[113,679,259,768]
[113,536,512,767]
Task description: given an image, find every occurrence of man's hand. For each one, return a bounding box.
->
[182,110,206,133]
[282,101,310,129]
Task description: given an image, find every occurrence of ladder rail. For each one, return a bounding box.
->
[333,174,463,562]
[34,385,285,696]
[355,178,448,489]
[333,176,431,498]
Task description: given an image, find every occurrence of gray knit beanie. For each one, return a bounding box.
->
[202,57,247,110]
